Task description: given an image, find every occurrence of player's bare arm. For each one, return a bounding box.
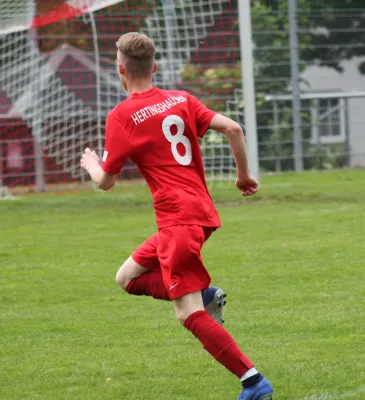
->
[209,114,258,196]
[80,148,117,191]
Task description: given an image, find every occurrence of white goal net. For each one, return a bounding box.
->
[0,0,236,192]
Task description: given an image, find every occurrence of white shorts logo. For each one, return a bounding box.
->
[170,282,179,291]
[102,151,108,162]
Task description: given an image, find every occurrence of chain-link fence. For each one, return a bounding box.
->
[190,0,365,174]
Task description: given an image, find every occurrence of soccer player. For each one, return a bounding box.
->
[80,32,273,400]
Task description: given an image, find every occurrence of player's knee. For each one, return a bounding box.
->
[173,291,205,325]
[174,305,196,325]
[115,268,131,290]
[175,309,189,325]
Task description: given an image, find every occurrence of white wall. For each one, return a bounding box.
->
[302,58,365,166]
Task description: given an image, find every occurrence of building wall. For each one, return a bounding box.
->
[302,58,365,166]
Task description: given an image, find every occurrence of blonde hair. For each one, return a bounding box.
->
[116,32,156,77]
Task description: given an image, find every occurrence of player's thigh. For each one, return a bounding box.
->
[116,233,160,288]
[158,225,211,301]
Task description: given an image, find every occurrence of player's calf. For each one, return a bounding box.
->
[177,293,273,399]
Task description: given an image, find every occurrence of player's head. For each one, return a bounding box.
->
[116,32,157,90]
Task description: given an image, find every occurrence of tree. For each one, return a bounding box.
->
[181,0,364,171]
[263,0,365,74]
[180,0,312,171]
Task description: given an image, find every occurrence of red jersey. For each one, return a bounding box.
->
[101,87,221,229]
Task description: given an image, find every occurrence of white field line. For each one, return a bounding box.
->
[300,385,365,400]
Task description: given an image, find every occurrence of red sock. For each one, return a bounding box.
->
[125,271,170,300]
[184,310,254,378]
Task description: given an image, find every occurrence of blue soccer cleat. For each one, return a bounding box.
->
[237,376,273,400]
[202,286,227,325]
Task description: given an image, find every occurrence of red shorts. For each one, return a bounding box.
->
[132,225,215,300]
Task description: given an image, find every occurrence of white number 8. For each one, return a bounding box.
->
[162,115,192,166]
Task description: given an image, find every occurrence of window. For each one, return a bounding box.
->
[310,97,346,144]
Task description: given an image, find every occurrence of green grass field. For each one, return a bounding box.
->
[1,170,365,400]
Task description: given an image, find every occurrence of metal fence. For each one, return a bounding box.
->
[251,0,365,172]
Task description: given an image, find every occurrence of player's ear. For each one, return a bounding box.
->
[152,62,157,74]
[118,62,125,75]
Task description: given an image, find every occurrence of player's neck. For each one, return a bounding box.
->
[127,79,153,96]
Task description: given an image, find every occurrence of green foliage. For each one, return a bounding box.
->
[180,0,314,172]
[181,0,362,172]
[260,0,365,72]
[251,0,310,94]
[300,0,365,73]
[180,65,241,111]
[308,144,348,170]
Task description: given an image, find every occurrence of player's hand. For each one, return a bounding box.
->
[80,148,100,171]
[236,174,259,196]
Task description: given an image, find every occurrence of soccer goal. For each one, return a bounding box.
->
[0,0,240,193]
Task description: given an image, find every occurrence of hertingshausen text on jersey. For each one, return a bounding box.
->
[131,95,187,125]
